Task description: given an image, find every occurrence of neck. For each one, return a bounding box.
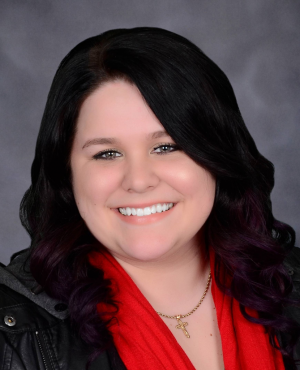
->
[113,239,210,316]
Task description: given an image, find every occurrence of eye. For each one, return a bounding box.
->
[93,150,122,160]
[152,143,179,155]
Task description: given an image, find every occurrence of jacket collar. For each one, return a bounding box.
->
[0,248,69,320]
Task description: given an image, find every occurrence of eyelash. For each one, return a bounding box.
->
[153,143,179,155]
[93,143,179,160]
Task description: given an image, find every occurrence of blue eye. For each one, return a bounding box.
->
[152,144,179,154]
[93,150,122,160]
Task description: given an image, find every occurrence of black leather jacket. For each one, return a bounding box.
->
[0,250,126,370]
[0,248,299,370]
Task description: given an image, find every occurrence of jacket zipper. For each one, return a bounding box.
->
[35,331,49,370]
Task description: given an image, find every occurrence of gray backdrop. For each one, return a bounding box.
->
[1,0,299,264]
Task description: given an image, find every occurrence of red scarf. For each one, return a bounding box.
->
[89,250,285,370]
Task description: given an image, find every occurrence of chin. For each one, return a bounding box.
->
[118,241,174,262]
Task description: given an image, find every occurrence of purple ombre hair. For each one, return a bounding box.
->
[20,28,299,367]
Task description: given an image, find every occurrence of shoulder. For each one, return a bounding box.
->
[281,247,300,369]
[0,282,60,332]
[283,246,300,273]
[0,251,118,370]
[0,284,115,370]
[283,246,300,295]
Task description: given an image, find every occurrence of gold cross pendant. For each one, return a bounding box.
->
[176,315,190,338]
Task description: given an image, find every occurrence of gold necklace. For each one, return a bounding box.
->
[156,271,211,338]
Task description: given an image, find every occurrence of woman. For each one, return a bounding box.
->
[0,27,299,370]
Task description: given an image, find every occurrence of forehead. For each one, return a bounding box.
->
[76,80,166,140]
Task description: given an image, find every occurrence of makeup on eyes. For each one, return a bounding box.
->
[92,143,180,160]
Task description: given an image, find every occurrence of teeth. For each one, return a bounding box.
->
[156,204,162,213]
[144,207,151,216]
[118,203,174,217]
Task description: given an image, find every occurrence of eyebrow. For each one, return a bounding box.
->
[82,130,170,149]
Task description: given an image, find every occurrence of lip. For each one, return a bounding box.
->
[112,202,177,225]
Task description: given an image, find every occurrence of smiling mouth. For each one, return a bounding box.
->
[118,203,174,217]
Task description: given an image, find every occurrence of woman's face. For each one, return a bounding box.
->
[70,80,216,262]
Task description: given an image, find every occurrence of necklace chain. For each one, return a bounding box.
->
[156,271,211,319]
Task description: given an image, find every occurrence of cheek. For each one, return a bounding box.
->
[163,159,216,201]
[71,163,119,216]
[191,169,216,215]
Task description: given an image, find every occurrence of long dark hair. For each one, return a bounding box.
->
[20,27,298,367]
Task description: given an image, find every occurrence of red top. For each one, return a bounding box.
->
[89,250,285,370]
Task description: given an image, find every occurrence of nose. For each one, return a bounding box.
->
[121,156,159,193]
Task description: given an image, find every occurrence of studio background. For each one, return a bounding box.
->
[0,0,299,264]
